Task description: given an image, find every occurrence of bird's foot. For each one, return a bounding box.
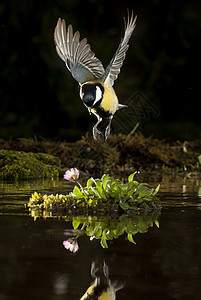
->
[92,127,103,141]
[105,125,111,141]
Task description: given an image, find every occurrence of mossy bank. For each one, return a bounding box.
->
[0,149,63,179]
[0,133,201,179]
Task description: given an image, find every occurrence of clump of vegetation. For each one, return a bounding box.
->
[28,172,160,214]
[0,149,63,179]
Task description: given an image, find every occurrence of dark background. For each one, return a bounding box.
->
[0,0,201,141]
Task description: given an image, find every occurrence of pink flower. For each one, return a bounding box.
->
[64,168,80,181]
[63,239,79,253]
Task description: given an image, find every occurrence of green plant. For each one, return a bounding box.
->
[28,172,160,212]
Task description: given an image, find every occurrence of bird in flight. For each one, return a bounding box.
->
[54,11,137,140]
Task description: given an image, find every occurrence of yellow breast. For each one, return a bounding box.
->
[80,281,95,300]
[100,84,118,114]
[99,288,116,300]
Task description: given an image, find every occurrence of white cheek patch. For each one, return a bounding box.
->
[93,85,103,105]
[79,87,84,100]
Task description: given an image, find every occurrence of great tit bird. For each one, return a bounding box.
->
[54,12,136,140]
[80,261,124,300]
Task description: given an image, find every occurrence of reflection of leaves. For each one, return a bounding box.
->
[155,220,160,228]
[101,230,108,248]
[29,202,161,249]
[72,219,81,230]
[71,212,161,248]
[127,233,136,244]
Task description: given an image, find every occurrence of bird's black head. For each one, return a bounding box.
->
[80,83,104,108]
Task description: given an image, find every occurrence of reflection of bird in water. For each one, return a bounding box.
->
[80,261,124,299]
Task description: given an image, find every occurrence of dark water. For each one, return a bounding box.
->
[1,178,201,300]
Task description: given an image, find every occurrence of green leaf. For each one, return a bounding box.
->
[138,187,150,198]
[119,200,131,210]
[87,178,93,188]
[109,184,121,197]
[101,174,110,190]
[95,180,103,197]
[72,219,81,229]
[152,184,160,196]
[198,155,201,165]
[127,233,136,244]
[100,189,107,200]
[88,226,103,238]
[126,188,136,197]
[90,186,102,198]
[128,181,139,190]
[154,220,160,228]
[128,172,137,182]
[95,179,102,189]
[101,230,108,248]
[95,227,102,238]
[198,187,201,198]
[72,186,83,197]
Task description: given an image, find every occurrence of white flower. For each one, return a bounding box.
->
[63,239,79,253]
[64,168,80,181]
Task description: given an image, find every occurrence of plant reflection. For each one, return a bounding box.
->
[67,212,160,248]
[63,239,79,253]
[80,261,124,300]
[29,206,160,249]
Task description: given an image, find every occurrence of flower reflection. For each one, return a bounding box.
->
[63,239,79,253]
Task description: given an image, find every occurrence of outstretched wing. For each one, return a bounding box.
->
[102,11,137,86]
[54,18,105,84]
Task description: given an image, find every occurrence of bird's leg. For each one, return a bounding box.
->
[105,115,113,140]
[91,261,97,278]
[92,116,103,140]
[103,261,109,277]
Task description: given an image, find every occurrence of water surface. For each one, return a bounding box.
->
[0,177,201,300]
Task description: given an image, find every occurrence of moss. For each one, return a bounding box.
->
[0,149,63,179]
[0,133,201,179]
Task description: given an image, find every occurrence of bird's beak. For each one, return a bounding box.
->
[88,107,91,115]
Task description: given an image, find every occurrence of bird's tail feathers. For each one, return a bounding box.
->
[117,103,128,110]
